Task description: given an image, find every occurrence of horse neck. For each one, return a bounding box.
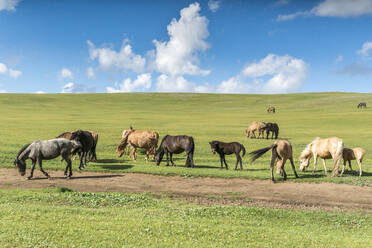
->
[18,145,31,161]
[300,145,313,160]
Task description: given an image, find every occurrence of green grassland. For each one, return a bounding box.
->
[0,92,372,185]
[0,188,371,248]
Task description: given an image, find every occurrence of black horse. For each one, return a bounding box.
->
[357,102,367,108]
[262,123,279,139]
[155,135,195,167]
[209,141,246,170]
[70,130,94,170]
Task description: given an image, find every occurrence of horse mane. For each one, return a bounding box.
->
[300,137,320,159]
[16,142,31,160]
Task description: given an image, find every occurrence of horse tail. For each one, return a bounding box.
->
[249,144,277,163]
[240,144,246,157]
[189,136,195,154]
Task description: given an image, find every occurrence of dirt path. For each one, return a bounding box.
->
[1,168,371,213]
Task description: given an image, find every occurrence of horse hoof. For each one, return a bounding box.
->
[27,176,32,180]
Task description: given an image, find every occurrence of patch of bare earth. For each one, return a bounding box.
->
[0,168,371,213]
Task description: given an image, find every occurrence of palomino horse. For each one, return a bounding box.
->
[248,140,299,182]
[341,147,365,177]
[245,121,266,139]
[209,141,246,170]
[116,127,159,161]
[267,106,276,113]
[14,138,77,179]
[299,137,344,176]
[155,135,195,167]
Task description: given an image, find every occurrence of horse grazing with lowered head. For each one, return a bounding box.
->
[13,138,77,179]
[116,127,159,161]
[209,141,246,170]
[248,140,299,182]
[245,121,266,139]
[299,137,344,176]
[261,122,279,139]
[155,135,195,167]
[357,102,367,108]
[341,147,365,177]
[267,106,276,113]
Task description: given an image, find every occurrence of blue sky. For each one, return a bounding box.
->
[1,0,372,93]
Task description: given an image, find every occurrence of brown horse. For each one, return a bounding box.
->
[245,121,266,139]
[261,122,279,139]
[209,141,246,170]
[267,106,276,113]
[116,127,159,161]
[341,147,365,177]
[248,140,299,182]
[299,137,344,176]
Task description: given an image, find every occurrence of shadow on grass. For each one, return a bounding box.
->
[30,174,124,180]
[95,164,134,170]
[96,159,123,164]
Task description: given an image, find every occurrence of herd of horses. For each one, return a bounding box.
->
[13,104,367,182]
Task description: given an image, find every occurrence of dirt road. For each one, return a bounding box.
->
[1,168,371,213]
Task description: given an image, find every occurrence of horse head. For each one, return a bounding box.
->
[14,158,26,176]
[154,148,164,166]
[116,138,128,157]
[209,141,218,154]
[299,143,313,171]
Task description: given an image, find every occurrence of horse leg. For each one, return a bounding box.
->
[38,159,50,179]
[189,151,194,168]
[145,149,150,162]
[270,151,277,183]
[78,152,84,170]
[331,157,341,177]
[357,159,362,177]
[238,154,243,171]
[66,157,72,178]
[348,160,353,172]
[170,153,175,166]
[219,154,224,169]
[341,160,346,176]
[222,155,228,170]
[312,154,318,174]
[322,159,327,176]
[289,158,299,178]
[165,150,169,166]
[27,159,37,180]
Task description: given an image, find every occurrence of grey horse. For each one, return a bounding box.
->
[14,138,80,179]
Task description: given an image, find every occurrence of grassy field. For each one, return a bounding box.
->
[0,188,370,248]
[0,92,372,185]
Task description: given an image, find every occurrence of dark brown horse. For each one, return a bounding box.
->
[209,141,245,170]
[261,123,279,139]
[357,102,367,108]
[155,135,195,167]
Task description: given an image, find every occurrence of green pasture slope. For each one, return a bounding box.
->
[0,188,371,248]
[0,92,372,185]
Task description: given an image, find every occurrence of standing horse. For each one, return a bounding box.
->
[357,102,367,108]
[341,147,365,177]
[299,137,344,176]
[248,140,299,182]
[261,122,279,139]
[155,135,195,167]
[70,130,95,170]
[245,121,266,139]
[267,106,276,113]
[13,138,76,179]
[209,141,245,170]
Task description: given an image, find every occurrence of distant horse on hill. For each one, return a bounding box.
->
[267,106,276,113]
[357,102,367,108]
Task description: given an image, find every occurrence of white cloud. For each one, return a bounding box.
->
[59,68,73,79]
[86,67,95,79]
[106,73,152,93]
[217,54,308,94]
[88,39,146,73]
[277,0,372,21]
[35,91,45,94]
[0,89,7,93]
[61,82,96,93]
[0,0,19,12]
[208,0,220,12]
[0,62,22,78]
[357,42,372,57]
[156,74,195,92]
[335,55,344,63]
[152,2,210,77]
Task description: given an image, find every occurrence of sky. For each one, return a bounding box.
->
[1,0,372,94]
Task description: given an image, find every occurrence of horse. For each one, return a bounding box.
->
[155,135,195,167]
[341,147,365,177]
[245,121,266,139]
[116,127,159,161]
[267,106,276,113]
[248,140,299,182]
[299,137,344,176]
[357,102,367,108]
[70,130,95,170]
[57,130,98,162]
[209,141,246,170]
[13,138,77,179]
[261,122,279,139]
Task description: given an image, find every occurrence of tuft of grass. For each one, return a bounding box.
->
[55,186,74,193]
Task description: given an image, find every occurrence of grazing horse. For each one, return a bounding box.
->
[267,106,276,113]
[357,102,367,108]
[299,137,344,176]
[155,135,195,167]
[209,141,246,170]
[245,121,266,139]
[261,122,279,139]
[70,130,95,170]
[248,140,299,182]
[57,130,98,162]
[116,127,159,161]
[341,147,365,177]
[13,138,76,179]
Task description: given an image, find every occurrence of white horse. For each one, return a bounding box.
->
[299,137,344,176]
